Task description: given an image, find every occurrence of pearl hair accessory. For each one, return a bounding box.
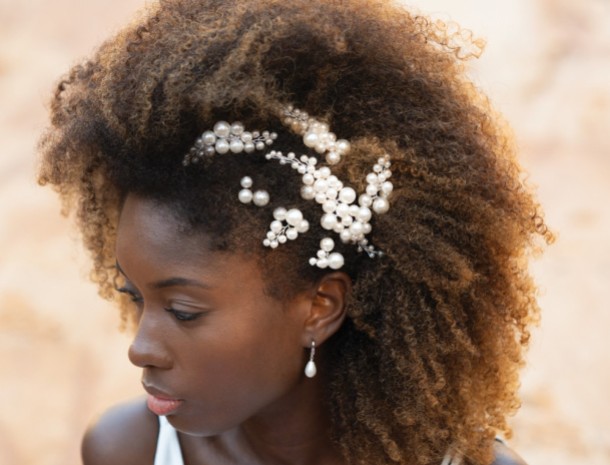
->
[183,121,277,166]
[279,106,351,165]
[265,150,392,267]
[304,340,317,378]
[183,105,393,269]
[263,207,310,249]
[238,176,270,207]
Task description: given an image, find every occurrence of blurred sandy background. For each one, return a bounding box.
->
[1,0,608,464]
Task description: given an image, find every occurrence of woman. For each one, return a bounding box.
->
[38,0,551,464]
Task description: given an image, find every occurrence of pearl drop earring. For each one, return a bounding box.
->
[304,340,317,378]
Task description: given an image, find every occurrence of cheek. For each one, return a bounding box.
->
[174,304,304,432]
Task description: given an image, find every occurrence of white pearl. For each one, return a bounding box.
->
[318,167,331,179]
[313,179,328,193]
[238,189,253,204]
[253,190,270,206]
[363,223,372,234]
[317,250,327,259]
[316,258,329,269]
[372,197,390,214]
[381,181,393,195]
[231,122,244,135]
[357,207,372,223]
[326,188,338,200]
[315,193,327,204]
[321,213,337,230]
[305,360,317,378]
[320,237,335,252]
[333,222,345,233]
[341,216,353,227]
[215,139,230,154]
[202,131,216,145]
[359,194,373,207]
[349,205,360,216]
[383,169,392,179]
[349,221,364,236]
[278,235,287,244]
[328,176,341,188]
[213,121,231,138]
[373,164,383,173]
[273,207,287,221]
[263,239,271,247]
[366,173,378,184]
[230,139,244,153]
[328,252,345,270]
[326,151,341,165]
[309,258,317,266]
[286,228,298,240]
[255,141,265,150]
[286,209,303,226]
[270,240,279,249]
[322,200,337,213]
[240,176,253,188]
[315,142,326,154]
[270,220,283,233]
[244,142,255,153]
[301,185,315,200]
[304,132,318,148]
[336,139,350,154]
[302,173,315,185]
[241,131,252,143]
[297,220,310,233]
[339,187,357,204]
[366,184,379,196]
[340,229,351,243]
[336,203,350,218]
[267,231,276,240]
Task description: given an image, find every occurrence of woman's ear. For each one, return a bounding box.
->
[300,272,351,346]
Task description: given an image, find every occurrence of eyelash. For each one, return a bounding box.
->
[115,287,203,322]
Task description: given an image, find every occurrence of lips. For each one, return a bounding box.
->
[143,383,184,416]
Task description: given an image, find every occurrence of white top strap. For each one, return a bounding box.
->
[154,416,185,465]
[441,450,463,465]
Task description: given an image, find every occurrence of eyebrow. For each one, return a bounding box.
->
[115,261,212,290]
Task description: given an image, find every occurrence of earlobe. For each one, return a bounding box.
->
[301,272,351,346]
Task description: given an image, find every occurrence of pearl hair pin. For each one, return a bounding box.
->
[263,207,310,249]
[238,176,270,207]
[183,105,393,269]
[183,121,277,166]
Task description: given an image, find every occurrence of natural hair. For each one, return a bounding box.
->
[38,0,552,464]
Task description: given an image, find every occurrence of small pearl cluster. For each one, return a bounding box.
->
[279,106,350,165]
[266,150,392,268]
[263,207,310,249]
[238,176,270,207]
[183,121,277,165]
[309,238,345,270]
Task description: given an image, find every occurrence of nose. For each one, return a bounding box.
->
[128,311,173,370]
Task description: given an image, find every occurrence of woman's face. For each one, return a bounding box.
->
[116,195,312,436]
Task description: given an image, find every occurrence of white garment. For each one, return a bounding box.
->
[153,415,461,465]
[154,416,185,465]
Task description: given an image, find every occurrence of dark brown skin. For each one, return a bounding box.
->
[81,195,527,465]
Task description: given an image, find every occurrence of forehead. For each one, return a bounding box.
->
[116,194,246,285]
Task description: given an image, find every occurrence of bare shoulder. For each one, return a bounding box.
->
[491,440,528,465]
[81,397,159,465]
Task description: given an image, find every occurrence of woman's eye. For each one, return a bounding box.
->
[116,287,143,304]
[164,308,203,322]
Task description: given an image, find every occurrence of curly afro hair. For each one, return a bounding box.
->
[38,0,552,464]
